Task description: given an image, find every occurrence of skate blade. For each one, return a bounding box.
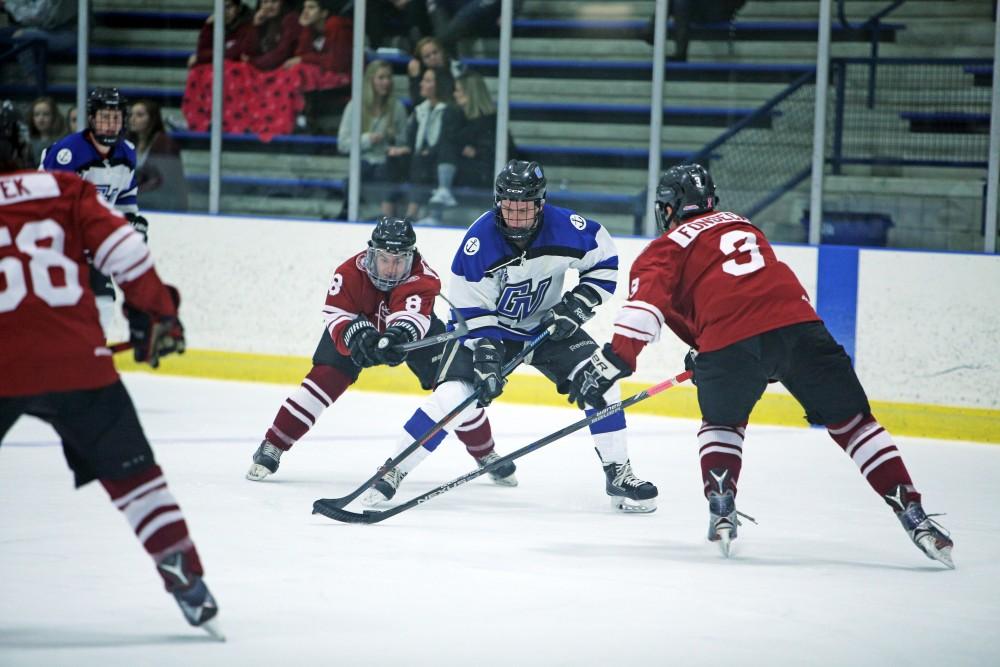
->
[717,528,733,558]
[611,496,657,514]
[918,536,955,569]
[490,474,519,487]
[200,618,226,642]
[245,464,272,481]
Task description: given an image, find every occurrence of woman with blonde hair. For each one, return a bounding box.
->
[27,96,66,164]
[337,59,409,217]
[453,69,514,188]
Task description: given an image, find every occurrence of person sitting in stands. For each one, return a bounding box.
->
[337,59,409,218]
[406,36,463,106]
[128,98,189,212]
[26,95,65,165]
[242,0,299,71]
[452,69,514,190]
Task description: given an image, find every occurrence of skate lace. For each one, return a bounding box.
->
[917,513,950,539]
[385,467,406,488]
[261,441,283,461]
[478,452,500,466]
[613,462,645,488]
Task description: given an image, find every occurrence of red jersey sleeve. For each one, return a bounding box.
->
[323,254,369,355]
[297,17,351,72]
[75,177,176,318]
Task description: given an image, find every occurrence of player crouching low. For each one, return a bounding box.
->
[246,216,517,491]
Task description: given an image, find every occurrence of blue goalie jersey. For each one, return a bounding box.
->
[40,131,138,213]
[450,204,619,341]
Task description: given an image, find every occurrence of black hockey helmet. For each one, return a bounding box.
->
[365,216,417,291]
[86,87,128,147]
[654,163,717,233]
[494,159,546,244]
[0,100,28,172]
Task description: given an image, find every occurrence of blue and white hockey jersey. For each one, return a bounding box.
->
[40,131,139,214]
[450,204,619,341]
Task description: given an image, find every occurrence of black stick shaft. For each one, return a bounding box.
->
[316,328,553,509]
[312,371,692,524]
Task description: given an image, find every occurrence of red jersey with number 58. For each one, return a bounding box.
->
[322,250,441,356]
[611,210,819,369]
[1,170,177,397]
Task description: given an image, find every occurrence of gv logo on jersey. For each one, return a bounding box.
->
[94,184,120,203]
[496,277,552,321]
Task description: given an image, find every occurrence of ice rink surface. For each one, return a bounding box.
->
[1,373,998,666]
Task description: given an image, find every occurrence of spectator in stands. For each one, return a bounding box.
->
[642,0,746,62]
[407,36,463,105]
[427,0,522,56]
[0,0,77,82]
[181,0,256,134]
[26,95,65,164]
[242,0,299,71]
[364,0,432,52]
[186,0,255,68]
[337,59,409,217]
[128,98,189,212]
[65,104,77,133]
[402,65,463,221]
[452,69,511,189]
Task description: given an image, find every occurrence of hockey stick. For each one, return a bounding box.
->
[108,342,133,353]
[312,370,693,524]
[379,294,469,354]
[314,326,555,511]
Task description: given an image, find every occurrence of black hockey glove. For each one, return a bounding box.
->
[472,338,506,407]
[125,212,149,243]
[343,315,380,368]
[566,343,632,410]
[541,284,601,341]
[684,348,698,386]
[124,285,185,369]
[374,321,420,367]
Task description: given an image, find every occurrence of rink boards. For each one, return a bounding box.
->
[115,212,1000,443]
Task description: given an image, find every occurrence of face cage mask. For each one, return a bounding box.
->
[89,109,126,147]
[365,247,414,291]
[495,198,544,243]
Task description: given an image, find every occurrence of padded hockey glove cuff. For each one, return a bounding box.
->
[567,343,632,410]
[472,338,506,407]
[343,315,380,368]
[124,285,185,369]
[684,348,698,385]
[125,213,149,243]
[375,321,421,367]
[541,284,601,341]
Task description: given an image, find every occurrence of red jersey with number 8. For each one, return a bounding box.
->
[322,251,441,357]
[612,210,819,368]
[1,170,176,397]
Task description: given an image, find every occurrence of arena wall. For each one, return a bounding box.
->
[115,213,1000,443]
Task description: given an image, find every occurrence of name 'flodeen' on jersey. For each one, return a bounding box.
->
[40,131,138,214]
[450,204,618,341]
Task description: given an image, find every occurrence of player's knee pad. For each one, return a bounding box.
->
[424,380,479,424]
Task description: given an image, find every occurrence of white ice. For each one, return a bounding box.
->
[1,373,998,666]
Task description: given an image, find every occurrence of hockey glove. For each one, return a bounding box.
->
[541,284,601,341]
[472,338,506,407]
[343,315,380,368]
[374,321,420,367]
[125,213,149,243]
[684,348,698,385]
[124,285,185,369]
[566,343,632,410]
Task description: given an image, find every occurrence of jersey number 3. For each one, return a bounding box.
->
[719,229,765,277]
[0,220,83,313]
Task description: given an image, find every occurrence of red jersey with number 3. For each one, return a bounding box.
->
[322,250,441,356]
[0,170,177,397]
[611,210,819,369]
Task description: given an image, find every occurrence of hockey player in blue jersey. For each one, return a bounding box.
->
[361,160,658,512]
[41,87,150,343]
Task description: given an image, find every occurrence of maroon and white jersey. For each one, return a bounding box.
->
[0,170,177,397]
[612,210,820,369]
[322,250,441,356]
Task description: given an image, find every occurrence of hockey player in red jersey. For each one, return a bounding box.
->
[568,163,953,567]
[246,216,517,491]
[0,103,223,637]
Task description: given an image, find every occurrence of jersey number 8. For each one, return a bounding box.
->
[0,220,83,313]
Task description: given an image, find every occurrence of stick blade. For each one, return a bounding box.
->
[312,499,376,523]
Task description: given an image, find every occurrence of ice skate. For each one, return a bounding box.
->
[157,552,224,641]
[246,439,283,481]
[885,485,955,569]
[600,455,657,513]
[428,187,457,207]
[705,467,739,557]
[476,451,518,487]
[361,466,407,507]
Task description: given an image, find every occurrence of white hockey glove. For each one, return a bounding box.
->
[541,284,601,341]
[567,343,632,410]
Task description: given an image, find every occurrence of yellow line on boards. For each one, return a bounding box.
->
[117,348,1000,445]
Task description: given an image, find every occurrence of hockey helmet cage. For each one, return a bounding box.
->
[494,159,546,244]
[655,163,717,233]
[365,216,417,291]
[86,87,128,147]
